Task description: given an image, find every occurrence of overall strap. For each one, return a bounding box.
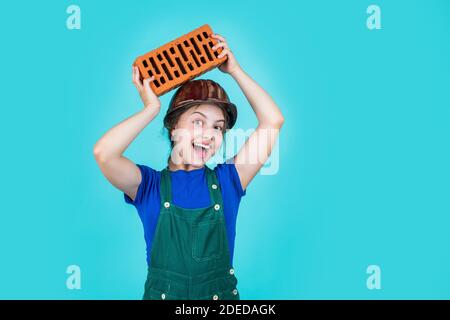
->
[160,167,172,204]
[205,166,224,210]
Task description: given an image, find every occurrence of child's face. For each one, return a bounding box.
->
[171,104,226,167]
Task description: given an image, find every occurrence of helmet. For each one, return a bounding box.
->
[164,79,237,130]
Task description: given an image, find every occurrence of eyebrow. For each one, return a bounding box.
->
[191,111,225,123]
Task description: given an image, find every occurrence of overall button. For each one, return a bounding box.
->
[164,202,170,208]
[212,294,219,300]
[214,204,220,211]
[229,268,235,275]
[232,289,238,295]
[211,184,218,190]
[161,293,166,300]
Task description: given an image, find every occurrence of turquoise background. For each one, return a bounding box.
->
[0,0,449,299]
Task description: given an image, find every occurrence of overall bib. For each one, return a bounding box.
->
[143,166,240,300]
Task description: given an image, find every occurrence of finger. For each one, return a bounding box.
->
[132,66,143,90]
[143,76,156,92]
[211,33,226,43]
[133,66,142,83]
[217,48,231,59]
[132,65,138,81]
[132,66,138,81]
[212,42,229,51]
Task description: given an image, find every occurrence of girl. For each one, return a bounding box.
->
[93,33,284,300]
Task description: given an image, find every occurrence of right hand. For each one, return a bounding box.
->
[132,65,161,111]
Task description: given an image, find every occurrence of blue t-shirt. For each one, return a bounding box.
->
[124,162,246,267]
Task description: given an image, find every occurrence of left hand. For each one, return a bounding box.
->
[211,33,242,75]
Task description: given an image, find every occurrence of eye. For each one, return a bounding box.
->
[214,125,224,132]
[193,119,203,126]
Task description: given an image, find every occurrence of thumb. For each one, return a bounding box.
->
[143,76,156,92]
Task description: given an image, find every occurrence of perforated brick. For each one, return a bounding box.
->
[133,24,227,96]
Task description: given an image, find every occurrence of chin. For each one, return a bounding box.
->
[191,159,208,166]
[189,155,212,167]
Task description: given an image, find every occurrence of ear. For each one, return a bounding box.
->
[171,128,179,140]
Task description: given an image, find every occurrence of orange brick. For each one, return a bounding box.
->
[133,24,227,96]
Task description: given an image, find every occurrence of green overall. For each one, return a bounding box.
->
[143,166,240,300]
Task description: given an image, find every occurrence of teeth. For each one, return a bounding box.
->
[193,142,210,150]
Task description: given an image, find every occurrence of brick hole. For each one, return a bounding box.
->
[143,60,148,68]
[153,79,160,87]
[160,77,166,84]
[147,70,153,77]
[196,34,202,41]
[190,38,201,55]
[170,47,175,54]
[177,44,189,62]
[183,40,190,47]
[203,32,209,38]
[157,53,163,61]
[200,56,206,64]
[187,62,194,71]
[174,70,180,78]
[161,63,173,81]
[163,50,175,67]
[190,49,201,67]
[149,57,160,74]
[175,57,187,75]
[203,44,213,61]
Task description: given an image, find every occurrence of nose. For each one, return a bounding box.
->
[203,134,215,142]
[201,128,216,141]
[193,125,217,143]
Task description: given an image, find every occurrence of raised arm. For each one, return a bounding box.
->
[93,66,160,201]
[231,68,284,190]
[211,34,285,191]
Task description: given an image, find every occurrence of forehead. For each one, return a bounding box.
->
[186,104,225,120]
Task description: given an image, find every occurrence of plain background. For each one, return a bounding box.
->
[0,0,449,299]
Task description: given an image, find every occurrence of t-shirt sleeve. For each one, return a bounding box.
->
[123,164,158,208]
[215,160,246,198]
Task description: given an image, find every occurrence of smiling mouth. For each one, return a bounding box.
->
[192,142,211,160]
